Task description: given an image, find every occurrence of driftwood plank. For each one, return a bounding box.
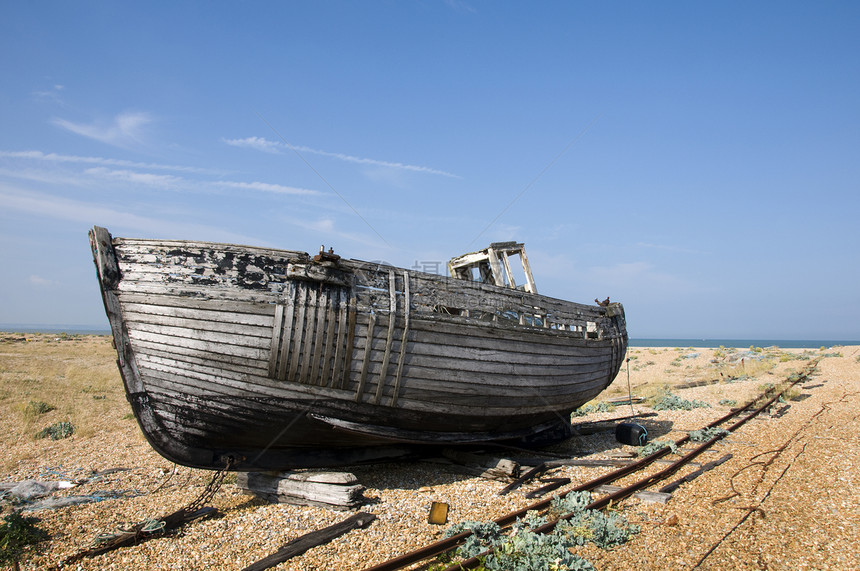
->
[441,449,520,481]
[595,484,672,504]
[240,512,377,571]
[498,463,549,495]
[533,458,635,468]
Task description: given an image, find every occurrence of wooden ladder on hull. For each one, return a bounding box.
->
[268,270,411,407]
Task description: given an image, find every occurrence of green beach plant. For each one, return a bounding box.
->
[436,489,637,570]
[35,421,74,440]
[572,402,614,417]
[688,427,730,442]
[638,440,678,457]
[0,510,49,568]
[24,401,55,416]
[652,391,711,411]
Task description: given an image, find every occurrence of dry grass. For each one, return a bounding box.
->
[601,345,825,406]
[0,334,130,471]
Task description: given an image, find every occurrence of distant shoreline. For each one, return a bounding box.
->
[1,326,856,349]
[1,326,111,335]
[627,338,858,349]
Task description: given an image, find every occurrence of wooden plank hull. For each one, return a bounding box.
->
[89,227,628,471]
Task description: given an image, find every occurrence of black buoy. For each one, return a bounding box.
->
[616,422,648,446]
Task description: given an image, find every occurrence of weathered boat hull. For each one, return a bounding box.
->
[90,226,627,471]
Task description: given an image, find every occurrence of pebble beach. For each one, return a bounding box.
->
[1,335,858,570]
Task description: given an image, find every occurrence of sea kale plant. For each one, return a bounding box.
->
[34,421,74,440]
[638,439,679,458]
[556,509,641,549]
[688,427,730,442]
[437,490,638,570]
[653,391,711,411]
[549,491,593,517]
[572,402,614,417]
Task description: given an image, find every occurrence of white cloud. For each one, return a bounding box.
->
[84,167,183,187]
[280,214,389,250]
[0,150,320,197]
[52,111,154,148]
[0,185,263,245]
[222,136,282,154]
[311,219,335,232]
[223,136,460,178]
[32,84,66,105]
[292,144,460,178]
[0,150,217,174]
[216,180,319,196]
[29,275,54,287]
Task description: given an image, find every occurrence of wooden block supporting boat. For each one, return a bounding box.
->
[236,471,366,510]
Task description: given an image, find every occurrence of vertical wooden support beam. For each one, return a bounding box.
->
[329,289,347,388]
[519,247,537,294]
[340,291,357,390]
[355,312,376,402]
[500,251,517,289]
[299,287,318,384]
[309,287,328,385]
[268,302,285,378]
[318,289,338,387]
[390,271,411,407]
[275,286,297,381]
[288,286,307,382]
[374,270,398,405]
[486,247,504,287]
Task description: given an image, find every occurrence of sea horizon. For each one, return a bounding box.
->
[1,324,857,349]
[626,338,859,349]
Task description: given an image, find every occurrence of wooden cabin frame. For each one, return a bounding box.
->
[448,241,537,294]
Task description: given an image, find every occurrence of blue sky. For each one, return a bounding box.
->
[1,1,858,339]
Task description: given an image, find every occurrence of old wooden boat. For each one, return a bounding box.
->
[90,226,627,471]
